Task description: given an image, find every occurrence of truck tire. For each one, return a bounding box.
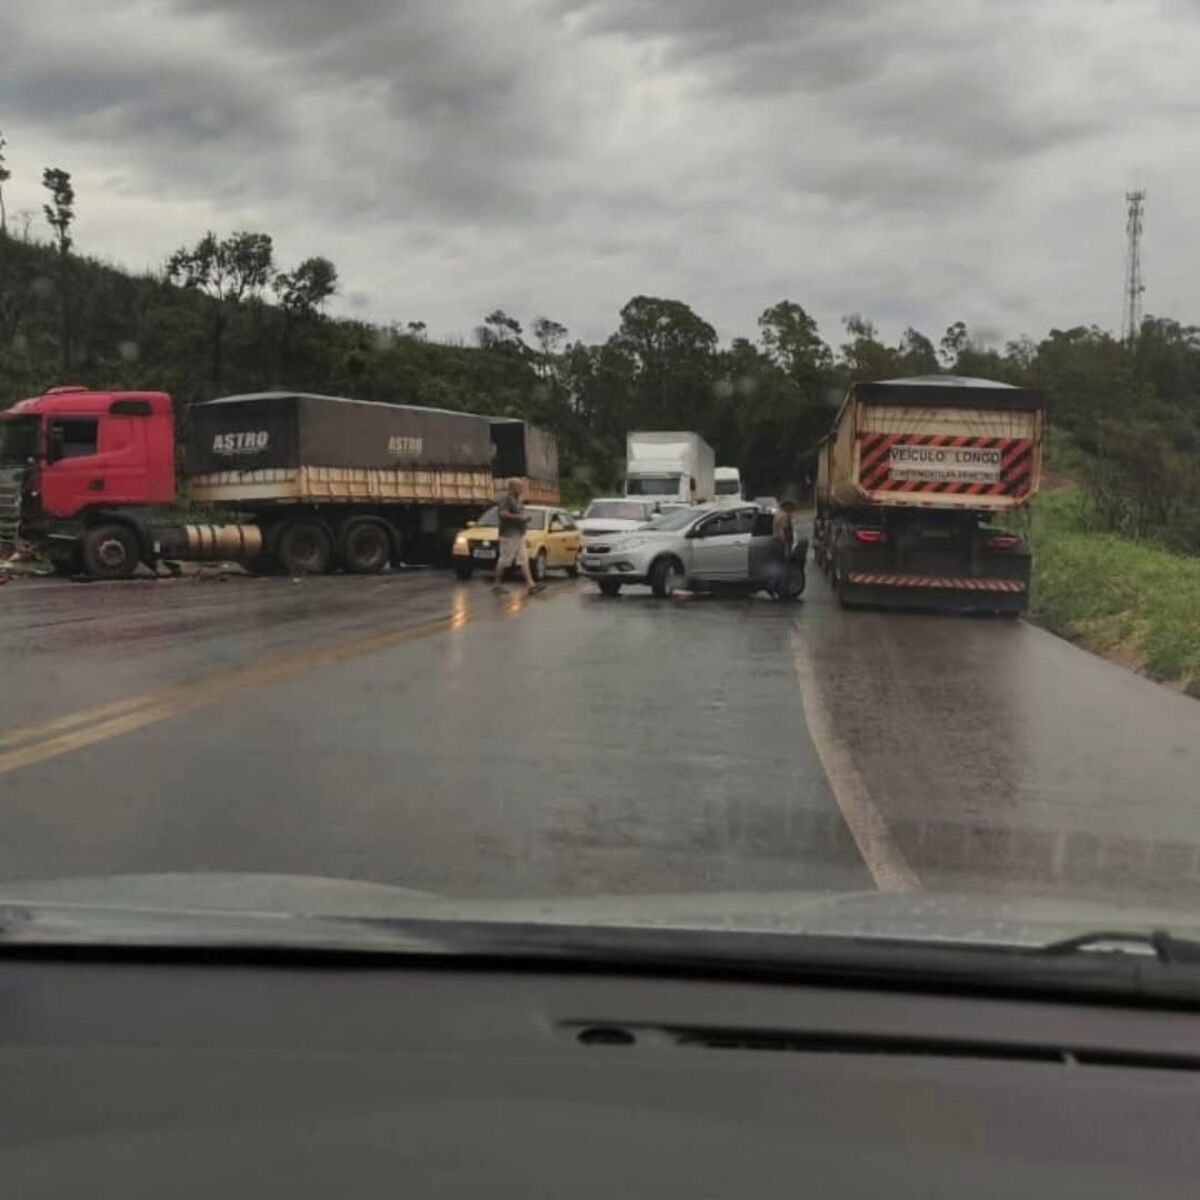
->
[338,519,391,575]
[453,561,474,580]
[597,580,622,597]
[649,557,681,599]
[531,549,548,583]
[278,521,333,576]
[81,524,140,580]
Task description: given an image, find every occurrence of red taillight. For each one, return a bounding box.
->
[986,535,1022,551]
[853,529,888,545]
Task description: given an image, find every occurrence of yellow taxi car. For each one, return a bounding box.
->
[452,505,583,581]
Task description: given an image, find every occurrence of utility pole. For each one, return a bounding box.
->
[1121,190,1145,345]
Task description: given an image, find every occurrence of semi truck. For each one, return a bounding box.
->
[0,386,559,578]
[812,375,1045,614]
[624,431,715,504]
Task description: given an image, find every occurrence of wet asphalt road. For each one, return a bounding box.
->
[2,560,1200,911]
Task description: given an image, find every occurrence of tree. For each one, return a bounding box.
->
[42,167,76,371]
[939,320,969,368]
[838,314,903,381]
[532,316,568,378]
[0,131,10,237]
[476,308,526,355]
[757,300,832,390]
[612,296,719,430]
[166,229,275,385]
[273,255,338,315]
[896,327,939,375]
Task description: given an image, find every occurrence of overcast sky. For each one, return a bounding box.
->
[2,0,1196,349]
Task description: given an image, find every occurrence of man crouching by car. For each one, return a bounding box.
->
[494,478,544,595]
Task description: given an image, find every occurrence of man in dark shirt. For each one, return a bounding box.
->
[493,478,542,594]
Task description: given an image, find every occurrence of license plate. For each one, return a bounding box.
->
[474,546,497,559]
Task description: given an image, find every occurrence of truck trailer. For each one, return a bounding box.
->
[489,417,560,505]
[0,387,559,578]
[812,375,1044,614]
[624,431,715,504]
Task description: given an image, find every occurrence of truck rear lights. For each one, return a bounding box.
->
[853,529,888,545]
[986,535,1022,551]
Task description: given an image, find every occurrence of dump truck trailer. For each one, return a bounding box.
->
[0,387,559,578]
[812,375,1045,614]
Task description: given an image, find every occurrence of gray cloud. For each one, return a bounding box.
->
[2,0,1199,346]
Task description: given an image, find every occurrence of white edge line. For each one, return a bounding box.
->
[791,628,921,894]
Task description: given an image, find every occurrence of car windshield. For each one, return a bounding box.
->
[0,417,38,466]
[646,506,707,532]
[6,0,1200,991]
[584,501,649,521]
[626,475,680,496]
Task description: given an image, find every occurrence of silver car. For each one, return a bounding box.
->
[580,504,807,599]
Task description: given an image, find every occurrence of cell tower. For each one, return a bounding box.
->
[1121,189,1145,344]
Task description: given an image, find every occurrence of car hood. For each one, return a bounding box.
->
[578,518,647,535]
[0,873,1197,951]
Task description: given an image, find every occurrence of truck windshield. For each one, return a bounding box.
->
[715,479,741,495]
[0,417,39,466]
[627,475,680,496]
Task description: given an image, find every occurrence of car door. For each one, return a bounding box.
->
[690,509,753,581]
[546,511,573,567]
[556,511,582,565]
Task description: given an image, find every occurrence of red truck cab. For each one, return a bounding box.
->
[3,387,176,519]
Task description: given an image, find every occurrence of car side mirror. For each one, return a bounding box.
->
[465,520,476,528]
[45,428,65,464]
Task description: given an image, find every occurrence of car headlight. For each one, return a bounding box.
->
[453,534,468,552]
[613,537,650,551]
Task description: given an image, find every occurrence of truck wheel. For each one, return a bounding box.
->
[278,521,333,576]
[81,525,139,580]
[338,520,391,574]
[649,557,680,599]
[453,561,474,580]
[531,549,547,582]
[598,580,622,597]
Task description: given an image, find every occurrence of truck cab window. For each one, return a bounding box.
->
[49,419,99,459]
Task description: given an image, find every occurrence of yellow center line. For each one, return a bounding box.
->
[0,691,175,750]
[0,583,574,780]
[0,611,457,779]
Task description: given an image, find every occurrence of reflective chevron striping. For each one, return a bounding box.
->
[847,573,1026,593]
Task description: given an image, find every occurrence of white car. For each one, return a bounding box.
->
[577,498,660,540]
[581,504,808,599]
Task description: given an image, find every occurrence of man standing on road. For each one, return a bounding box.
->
[771,498,798,600]
[494,477,544,595]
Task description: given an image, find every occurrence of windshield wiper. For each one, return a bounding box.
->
[1039,930,1200,964]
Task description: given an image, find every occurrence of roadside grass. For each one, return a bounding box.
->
[1031,491,1200,697]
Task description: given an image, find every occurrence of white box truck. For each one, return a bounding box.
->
[713,466,743,507]
[625,432,715,504]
